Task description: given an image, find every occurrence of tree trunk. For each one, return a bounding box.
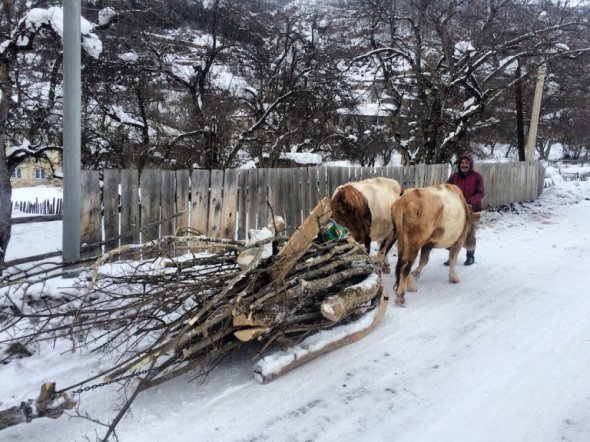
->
[0,61,14,275]
[0,136,12,275]
[515,61,526,161]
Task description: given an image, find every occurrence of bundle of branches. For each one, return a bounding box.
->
[1,227,382,390]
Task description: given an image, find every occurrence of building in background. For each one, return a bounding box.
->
[9,151,62,187]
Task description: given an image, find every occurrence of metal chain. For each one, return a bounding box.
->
[5,358,179,423]
[65,356,178,395]
[70,368,153,395]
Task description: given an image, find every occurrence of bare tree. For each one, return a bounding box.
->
[350,0,589,163]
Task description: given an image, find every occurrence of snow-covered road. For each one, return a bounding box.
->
[2,180,590,442]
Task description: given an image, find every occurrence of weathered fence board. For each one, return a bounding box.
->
[103,169,120,252]
[237,169,249,239]
[220,169,239,239]
[79,162,545,250]
[141,170,162,243]
[120,169,139,247]
[80,170,101,257]
[254,168,270,231]
[160,171,176,237]
[207,170,225,238]
[176,169,190,232]
[190,169,210,235]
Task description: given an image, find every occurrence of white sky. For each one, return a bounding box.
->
[2,168,590,441]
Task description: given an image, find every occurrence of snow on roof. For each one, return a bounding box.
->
[339,102,396,117]
[281,151,322,165]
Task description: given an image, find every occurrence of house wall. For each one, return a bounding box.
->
[9,151,62,188]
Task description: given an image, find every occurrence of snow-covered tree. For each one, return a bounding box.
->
[0,2,102,273]
[350,0,589,163]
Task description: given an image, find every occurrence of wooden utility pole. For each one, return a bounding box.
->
[525,62,547,162]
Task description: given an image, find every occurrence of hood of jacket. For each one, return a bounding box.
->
[459,152,475,174]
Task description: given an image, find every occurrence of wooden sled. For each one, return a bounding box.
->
[253,287,389,384]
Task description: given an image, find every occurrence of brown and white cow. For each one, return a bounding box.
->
[330,177,403,273]
[391,184,484,306]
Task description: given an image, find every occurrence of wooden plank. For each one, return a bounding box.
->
[103,169,120,252]
[220,169,239,239]
[80,170,102,257]
[389,166,405,187]
[317,166,328,200]
[374,166,385,179]
[356,166,375,181]
[246,169,260,230]
[294,168,304,226]
[120,169,139,246]
[336,165,350,188]
[306,166,320,209]
[298,168,311,223]
[268,197,332,281]
[140,169,162,243]
[207,170,225,238]
[267,168,284,226]
[255,168,270,231]
[237,169,249,240]
[175,170,190,231]
[326,166,342,197]
[287,168,302,227]
[160,170,176,237]
[190,169,211,235]
[416,163,426,187]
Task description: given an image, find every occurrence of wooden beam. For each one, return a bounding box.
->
[268,197,332,281]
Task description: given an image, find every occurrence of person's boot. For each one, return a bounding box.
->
[464,250,475,266]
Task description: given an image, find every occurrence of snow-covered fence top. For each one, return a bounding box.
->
[80,162,544,253]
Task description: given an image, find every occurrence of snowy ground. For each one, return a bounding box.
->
[2,171,590,442]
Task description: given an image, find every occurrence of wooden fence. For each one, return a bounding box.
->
[80,162,544,253]
[12,198,63,215]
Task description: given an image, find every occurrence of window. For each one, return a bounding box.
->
[11,168,22,179]
[35,168,46,179]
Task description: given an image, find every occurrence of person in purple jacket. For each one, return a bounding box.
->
[445,152,484,266]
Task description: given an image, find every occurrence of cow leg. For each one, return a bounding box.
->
[377,231,397,274]
[412,245,433,280]
[395,248,419,306]
[447,243,461,283]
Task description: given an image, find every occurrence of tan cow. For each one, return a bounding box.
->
[391,184,484,306]
[330,177,403,273]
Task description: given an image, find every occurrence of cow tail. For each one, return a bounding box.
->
[393,206,404,290]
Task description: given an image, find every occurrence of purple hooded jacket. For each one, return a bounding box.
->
[447,153,485,211]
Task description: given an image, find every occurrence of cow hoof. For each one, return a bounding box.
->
[411,270,421,280]
[450,277,460,284]
[382,264,391,274]
[395,296,406,307]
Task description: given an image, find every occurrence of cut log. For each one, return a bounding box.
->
[0,383,77,431]
[0,404,30,431]
[268,197,332,281]
[320,273,381,322]
[234,327,270,342]
[36,383,76,419]
[253,288,390,384]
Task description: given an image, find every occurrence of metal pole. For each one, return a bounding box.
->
[525,62,546,162]
[62,0,81,263]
